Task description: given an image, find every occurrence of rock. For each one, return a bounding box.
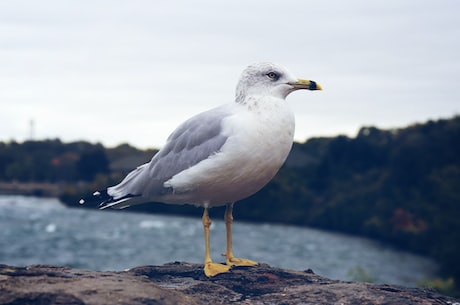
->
[0,262,457,305]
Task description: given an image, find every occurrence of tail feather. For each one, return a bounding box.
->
[79,189,142,210]
[79,163,151,210]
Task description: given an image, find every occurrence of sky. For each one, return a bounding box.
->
[0,0,459,149]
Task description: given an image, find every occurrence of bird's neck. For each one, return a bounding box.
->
[236,94,286,110]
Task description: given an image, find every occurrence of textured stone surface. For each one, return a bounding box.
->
[1,262,458,305]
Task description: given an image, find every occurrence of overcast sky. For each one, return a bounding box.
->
[1,0,459,149]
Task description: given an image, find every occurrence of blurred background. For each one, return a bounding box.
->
[0,0,459,297]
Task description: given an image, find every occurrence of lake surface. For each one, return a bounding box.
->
[0,195,438,287]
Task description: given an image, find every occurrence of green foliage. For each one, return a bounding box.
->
[0,139,109,182]
[347,266,375,283]
[418,277,457,297]
[76,147,109,181]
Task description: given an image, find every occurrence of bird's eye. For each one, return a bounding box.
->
[266,72,279,80]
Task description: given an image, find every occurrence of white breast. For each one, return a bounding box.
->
[164,96,295,207]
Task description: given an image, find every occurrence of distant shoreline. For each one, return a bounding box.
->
[0,181,62,197]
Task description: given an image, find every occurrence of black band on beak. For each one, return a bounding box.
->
[309,80,318,90]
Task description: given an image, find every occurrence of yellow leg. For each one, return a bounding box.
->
[202,207,230,277]
[224,203,258,267]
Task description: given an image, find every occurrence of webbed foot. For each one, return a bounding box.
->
[204,262,231,277]
[226,257,258,267]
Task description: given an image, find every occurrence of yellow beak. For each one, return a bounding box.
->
[288,79,322,91]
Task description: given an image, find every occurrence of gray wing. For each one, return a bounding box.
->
[105,105,232,205]
[150,106,230,183]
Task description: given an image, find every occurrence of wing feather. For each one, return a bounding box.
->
[105,105,232,206]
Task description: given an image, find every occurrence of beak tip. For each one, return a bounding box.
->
[310,81,322,91]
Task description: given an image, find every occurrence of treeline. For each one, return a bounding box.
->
[0,140,110,182]
[0,116,459,294]
[0,141,156,183]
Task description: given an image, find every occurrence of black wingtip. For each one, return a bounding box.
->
[78,189,114,208]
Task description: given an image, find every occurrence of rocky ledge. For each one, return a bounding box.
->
[0,262,458,305]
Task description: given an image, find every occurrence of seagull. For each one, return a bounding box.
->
[81,62,322,277]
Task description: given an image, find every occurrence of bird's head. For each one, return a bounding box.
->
[235,62,322,103]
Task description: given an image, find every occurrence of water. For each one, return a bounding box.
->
[0,195,438,287]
